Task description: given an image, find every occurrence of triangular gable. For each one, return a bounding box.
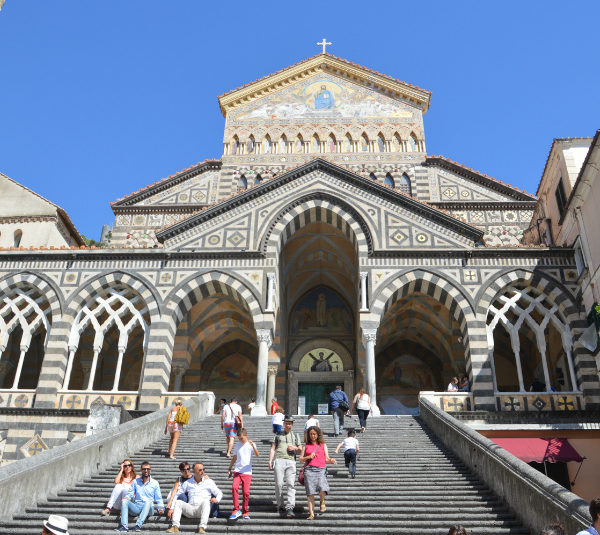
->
[425,156,536,202]
[156,159,483,252]
[111,160,222,208]
[218,53,432,117]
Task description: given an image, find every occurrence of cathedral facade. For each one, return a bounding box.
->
[1,54,598,461]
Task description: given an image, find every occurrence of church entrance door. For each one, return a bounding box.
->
[298,382,337,416]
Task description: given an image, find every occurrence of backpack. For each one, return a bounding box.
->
[174,406,190,425]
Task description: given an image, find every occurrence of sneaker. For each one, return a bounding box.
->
[134,527,142,533]
[242,514,250,520]
[166,527,180,533]
[352,473,356,479]
[229,510,242,520]
[115,527,129,533]
[285,509,295,518]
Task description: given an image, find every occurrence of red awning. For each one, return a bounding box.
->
[491,438,584,463]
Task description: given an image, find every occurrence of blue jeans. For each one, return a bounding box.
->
[121,500,154,528]
[344,449,357,476]
[332,408,345,435]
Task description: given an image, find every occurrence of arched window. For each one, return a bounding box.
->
[399,173,412,195]
[409,133,418,152]
[393,133,402,152]
[237,175,247,192]
[264,135,272,154]
[279,135,287,154]
[328,134,337,153]
[344,133,353,152]
[254,174,262,186]
[14,230,23,248]
[246,135,255,154]
[377,134,386,152]
[231,136,239,155]
[369,173,377,181]
[360,134,369,152]
[294,135,304,153]
[311,134,320,153]
[384,174,395,187]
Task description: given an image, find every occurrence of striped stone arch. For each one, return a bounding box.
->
[262,193,372,259]
[476,269,578,321]
[477,269,599,407]
[164,271,263,326]
[0,271,62,320]
[371,269,475,330]
[63,271,160,323]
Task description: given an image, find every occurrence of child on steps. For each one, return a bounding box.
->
[335,429,360,478]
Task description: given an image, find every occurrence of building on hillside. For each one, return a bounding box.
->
[1,54,599,492]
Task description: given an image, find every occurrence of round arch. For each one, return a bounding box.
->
[261,193,373,259]
[288,338,353,372]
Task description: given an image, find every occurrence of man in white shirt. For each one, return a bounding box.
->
[221,398,243,458]
[227,428,260,519]
[166,463,223,534]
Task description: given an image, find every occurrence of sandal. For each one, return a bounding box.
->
[306,514,314,520]
[320,502,326,513]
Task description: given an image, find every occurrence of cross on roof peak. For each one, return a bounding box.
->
[317,38,332,54]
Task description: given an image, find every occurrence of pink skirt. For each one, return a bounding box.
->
[168,422,182,433]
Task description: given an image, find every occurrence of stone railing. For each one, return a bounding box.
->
[419,397,590,534]
[418,391,474,412]
[493,392,585,412]
[55,390,138,410]
[0,392,215,520]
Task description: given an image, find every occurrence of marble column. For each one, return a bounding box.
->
[252,329,272,416]
[361,329,380,416]
[112,346,127,392]
[359,272,368,311]
[266,365,278,411]
[11,345,29,390]
[62,346,78,390]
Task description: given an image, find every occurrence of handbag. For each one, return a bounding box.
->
[339,400,350,412]
[228,404,242,428]
[298,444,321,484]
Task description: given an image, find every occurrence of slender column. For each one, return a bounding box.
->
[172,366,186,392]
[62,346,78,390]
[488,348,499,392]
[565,349,579,392]
[87,347,101,391]
[11,345,29,390]
[361,329,380,416]
[537,338,552,393]
[514,349,525,392]
[252,329,272,416]
[266,273,276,312]
[359,272,368,311]
[266,365,278,410]
[112,345,126,392]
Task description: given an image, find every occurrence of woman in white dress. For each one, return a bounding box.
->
[100,459,136,516]
[352,387,372,433]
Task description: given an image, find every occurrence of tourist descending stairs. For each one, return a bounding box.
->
[2,415,530,534]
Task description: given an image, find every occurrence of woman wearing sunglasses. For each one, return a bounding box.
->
[100,459,136,516]
[166,462,194,513]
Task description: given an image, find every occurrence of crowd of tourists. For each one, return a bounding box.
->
[39,391,600,534]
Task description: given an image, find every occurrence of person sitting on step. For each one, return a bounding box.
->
[166,462,223,534]
[101,459,136,516]
[117,461,164,532]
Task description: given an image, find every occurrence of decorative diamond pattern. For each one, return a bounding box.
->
[390,230,408,245]
[532,396,547,411]
[227,231,245,246]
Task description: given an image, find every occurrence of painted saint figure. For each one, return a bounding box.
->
[314,85,334,109]
[309,351,334,372]
[316,293,327,327]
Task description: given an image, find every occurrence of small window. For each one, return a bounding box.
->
[408,134,418,152]
[328,134,337,153]
[237,175,247,192]
[384,174,395,187]
[254,174,262,186]
[360,134,369,151]
[246,135,255,154]
[231,136,239,155]
[369,173,377,181]
[263,135,272,154]
[279,135,287,154]
[294,135,304,153]
[393,133,402,152]
[399,173,412,195]
[14,229,23,248]
[311,135,320,153]
[555,178,568,217]
[574,237,586,276]
[344,134,353,152]
[377,134,386,152]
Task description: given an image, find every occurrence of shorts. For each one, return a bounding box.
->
[224,423,236,437]
[167,422,182,433]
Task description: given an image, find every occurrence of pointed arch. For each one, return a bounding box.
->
[237,174,247,192]
[344,133,353,152]
[246,135,256,154]
[392,133,402,152]
[13,230,22,248]
[279,134,287,154]
[263,134,273,154]
[384,173,395,187]
[327,133,337,153]
[360,133,369,152]
[408,132,418,152]
[231,135,240,155]
[294,134,304,154]
[369,172,378,181]
[311,134,320,153]
[254,174,262,186]
[377,133,386,152]
[399,173,412,195]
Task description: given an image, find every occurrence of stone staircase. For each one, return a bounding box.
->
[1,415,530,534]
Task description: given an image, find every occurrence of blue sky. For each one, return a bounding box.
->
[1,1,598,239]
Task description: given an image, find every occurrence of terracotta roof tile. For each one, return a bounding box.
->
[217,53,431,100]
